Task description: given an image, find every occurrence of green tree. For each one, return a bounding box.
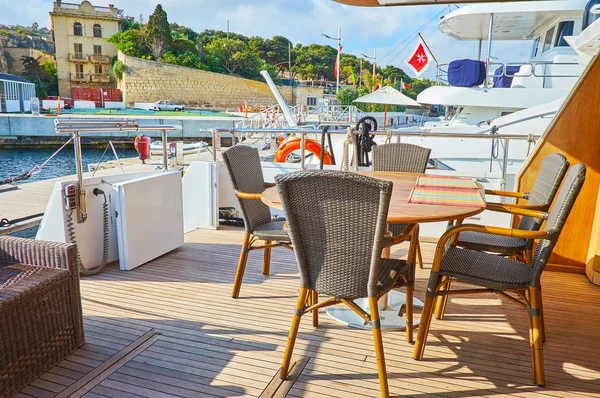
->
[107,29,151,58]
[170,38,197,55]
[170,23,198,42]
[21,56,57,98]
[205,38,259,76]
[121,17,141,32]
[145,4,172,59]
[264,35,292,73]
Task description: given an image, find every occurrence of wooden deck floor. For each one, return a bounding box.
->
[19,227,600,398]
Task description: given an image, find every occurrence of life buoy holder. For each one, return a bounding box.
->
[275,136,333,165]
[134,135,142,153]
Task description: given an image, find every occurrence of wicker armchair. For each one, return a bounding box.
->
[455,153,569,263]
[413,164,586,387]
[0,237,84,397]
[222,145,291,298]
[372,143,431,269]
[276,170,416,397]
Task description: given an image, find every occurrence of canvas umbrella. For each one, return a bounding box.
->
[354,86,421,130]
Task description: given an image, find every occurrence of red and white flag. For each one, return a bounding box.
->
[334,44,343,79]
[405,38,431,78]
[400,79,410,91]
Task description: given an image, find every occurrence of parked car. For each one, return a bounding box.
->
[154,100,184,111]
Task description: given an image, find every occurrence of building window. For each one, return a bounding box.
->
[93,24,102,38]
[93,45,102,55]
[75,64,84,79]
[95,65,103,74]
[73,22,83,36]
[74,43,83,59]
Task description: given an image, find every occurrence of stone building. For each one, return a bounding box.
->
[50,0,120,97]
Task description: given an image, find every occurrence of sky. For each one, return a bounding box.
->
[0,0,533,80]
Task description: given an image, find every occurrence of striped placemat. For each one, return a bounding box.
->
[416,175,478,190]
[408,186,485,208]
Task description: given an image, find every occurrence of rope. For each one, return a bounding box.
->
[319,126,329,169]
[341,128,359,171]
[327,132,336,165]
[0,137,74,186]
[0,212,45,228]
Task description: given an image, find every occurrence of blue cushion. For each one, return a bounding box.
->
[493,65,521,88]
[448,59,486,87]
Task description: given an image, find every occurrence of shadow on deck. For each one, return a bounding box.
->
[19,227,600,398]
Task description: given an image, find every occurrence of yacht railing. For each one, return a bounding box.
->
[235,104,308,129]
[201,126,541,192]
[316,105,368,124]
[436,60,581,86]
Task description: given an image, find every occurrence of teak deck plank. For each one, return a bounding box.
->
[20,227,600,398]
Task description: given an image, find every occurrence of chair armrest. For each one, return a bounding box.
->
[486,203,548,219]
[264,182,276,189]
[486,202,546,211]
[430,224,550,272]
[0,236,78,274]
[485,189,529,199]
[235,190,263,200]
[392,224,417,245]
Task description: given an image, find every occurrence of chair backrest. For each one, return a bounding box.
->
[222,145,271,233]
[518,153,569,231]
[531,163,586,285]
[371,143,431,173]
[276,170,392,299]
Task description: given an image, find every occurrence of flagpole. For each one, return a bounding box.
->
[417,32,438,65]
[336,26,341,94]
[372,49,376,92]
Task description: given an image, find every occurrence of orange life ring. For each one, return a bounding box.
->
[134,135,141,153]
[275,137,333,164]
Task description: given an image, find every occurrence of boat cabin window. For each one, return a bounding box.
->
[500,111,514,117]
[555,21,574,47]
[583,0,600,29]
[543,26,556,52]
[531,37,541,58]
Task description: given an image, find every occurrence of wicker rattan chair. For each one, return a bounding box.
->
[0,237,85,397]
[413,164,586,387]
[372,143,431,269]
[276,170,416,397]
[222,145,291,298]
[455,153,569,263]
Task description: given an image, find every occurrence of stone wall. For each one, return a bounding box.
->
[118,53,297,108]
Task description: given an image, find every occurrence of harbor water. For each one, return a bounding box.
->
[0,147,138,184]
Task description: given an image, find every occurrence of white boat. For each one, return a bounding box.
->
[150,141,208,156]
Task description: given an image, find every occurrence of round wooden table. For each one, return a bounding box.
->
[261,171,486,330]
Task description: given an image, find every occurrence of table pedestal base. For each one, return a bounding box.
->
[325,290,424,330]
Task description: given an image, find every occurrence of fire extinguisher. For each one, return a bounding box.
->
[134,135,151,163]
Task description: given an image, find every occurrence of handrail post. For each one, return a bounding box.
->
[300,131,306,170]
[211,129,218,162]
[501,138,510,196]
[162,129,168,171]
[73,131,87,224]
[485,13,494,88]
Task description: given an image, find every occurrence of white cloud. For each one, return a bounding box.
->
[0,0,532,81]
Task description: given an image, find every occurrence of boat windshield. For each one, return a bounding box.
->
[543,26,556,52]
[556,20,575,46]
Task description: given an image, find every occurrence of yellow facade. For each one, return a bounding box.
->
[50,0,120,97]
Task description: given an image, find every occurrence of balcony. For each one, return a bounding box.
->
[91,73,111,83]
[89,54,111,64]
[71,73,89,83]
[68,53,88,63]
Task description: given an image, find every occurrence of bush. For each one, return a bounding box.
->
[112,60,125,81]
[0,29,9,36]
[16,28,28,35]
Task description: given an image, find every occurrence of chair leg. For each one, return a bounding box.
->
[529,286,545,387]
[311,290,319,327]
[416,241,424,269]
[280,288,309,379]
[369,297,390,398]
[262,241,272,276]
[539,285,546,343]
[434,276,451,320]
[413,296,436,360]
[405,285,414,344]
[232,233,251,298]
